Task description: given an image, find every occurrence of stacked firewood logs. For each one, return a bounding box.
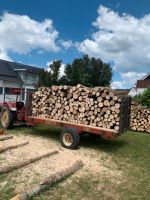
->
[32,84,121,131]
[32,85,121,131]
[130,101,150,133]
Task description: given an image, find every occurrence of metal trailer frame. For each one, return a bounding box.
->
[25,93,131,140]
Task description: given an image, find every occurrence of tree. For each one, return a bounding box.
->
[59,75,68,85]
[38,55,112,87]
[64,55,112,87]
[38,69,52,87]
[49,60,61,85]
[38,60,62,87]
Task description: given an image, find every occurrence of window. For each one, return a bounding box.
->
[0,87,3,94]
[5,87,11,95]
[5,88,21,95]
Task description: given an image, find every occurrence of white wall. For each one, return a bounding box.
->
[128,88,146,97]
[137,88,146,95]
[4,81,21,88]
[0,70,39,103]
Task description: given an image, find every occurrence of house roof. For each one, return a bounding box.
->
[0,59,41,74]
[0,59,41,82]
[136,80,150,88]
[141,72,150,80]
[0,61,22,82]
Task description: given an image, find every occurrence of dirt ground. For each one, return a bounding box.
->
[0,131,122,199]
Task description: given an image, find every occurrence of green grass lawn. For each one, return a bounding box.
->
[1,125,150,200]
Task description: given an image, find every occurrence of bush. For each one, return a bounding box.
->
[133,93,143,104]
[133,88,150,108]
[141,88,150,108]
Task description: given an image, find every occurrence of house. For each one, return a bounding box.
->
[0,59,41,102]
[128,72,150,97]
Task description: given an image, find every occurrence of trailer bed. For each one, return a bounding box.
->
[27,115,120,139]
[24,93,131,148]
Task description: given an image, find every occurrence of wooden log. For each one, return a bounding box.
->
[0,141,29,153]
[73,93,78,99]
[104,100,110,107]
[97,97,103,102]
[115,103,120,109]
[0,151,58,175]
[113,96,118,101]
[0,135,13,141]
[98,102,103,108]
[10,160,83,200]
[114,126,119,131]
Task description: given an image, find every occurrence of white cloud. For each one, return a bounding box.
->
[121,72,146,86]
[78,5,150,87]
[0,48,11,60]
[111,71,146,89]
[60,40,73,49]
[111,81,125,89]
[0,12,60,59]
[46,61,65,77]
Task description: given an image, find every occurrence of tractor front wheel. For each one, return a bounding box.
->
[0,107,14,129]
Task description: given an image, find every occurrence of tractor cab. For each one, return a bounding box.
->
[0,89,26,129]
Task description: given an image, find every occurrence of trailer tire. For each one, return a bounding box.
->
[0,107,14,129]
[60,128,80,149]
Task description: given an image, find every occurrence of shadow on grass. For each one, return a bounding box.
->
[80,134,128,153]
[9,124,128,153]
[31,125,61,141]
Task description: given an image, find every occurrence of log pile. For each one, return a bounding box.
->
[32,84,121,131]
[130,101,150,133]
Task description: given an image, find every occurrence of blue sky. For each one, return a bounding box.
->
[0,0,150,88]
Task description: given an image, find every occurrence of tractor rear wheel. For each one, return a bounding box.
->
[0,107,14,129]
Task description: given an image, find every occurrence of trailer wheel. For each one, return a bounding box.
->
[60,128,80,149]
[0,107,14,129]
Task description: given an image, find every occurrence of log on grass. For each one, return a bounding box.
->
[0,135,13,141]
[0,150,58,174]
[0,141,29,153]
[10,160,83,200]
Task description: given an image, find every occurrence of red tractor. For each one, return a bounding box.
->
[0,90,26,129]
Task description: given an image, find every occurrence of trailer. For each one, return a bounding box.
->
[25,93,131,149]
[0,91,131,149]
